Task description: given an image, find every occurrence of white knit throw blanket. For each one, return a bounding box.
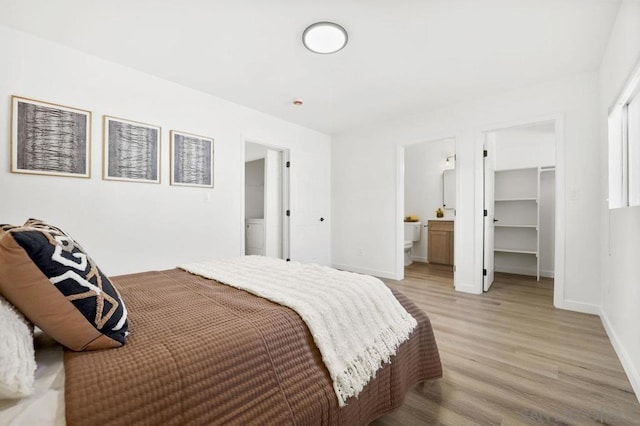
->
[179,256,417,407]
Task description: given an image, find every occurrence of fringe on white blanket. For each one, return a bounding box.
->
[179,256,417,407]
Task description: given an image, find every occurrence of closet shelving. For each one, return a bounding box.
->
[493,167,540,280]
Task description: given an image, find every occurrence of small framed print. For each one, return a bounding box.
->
[11,96,91,178]
[103,116,161,183]
[170,130,214,188]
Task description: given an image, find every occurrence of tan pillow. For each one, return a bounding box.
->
[0,220,128,351]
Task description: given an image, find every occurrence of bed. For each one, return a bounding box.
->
[62,268,442,425]
[0,220,441,425]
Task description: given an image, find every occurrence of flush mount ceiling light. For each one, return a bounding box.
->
[302,22,348,54]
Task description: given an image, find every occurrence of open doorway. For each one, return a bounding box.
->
[403,138,456,281]
[483,121,557,295]
[244,141,290,260]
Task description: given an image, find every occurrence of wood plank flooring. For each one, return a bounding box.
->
[372,262,640,425]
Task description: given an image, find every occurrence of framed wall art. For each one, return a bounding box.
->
[11,96,91,178]
[170,130,214,188]
[103,116,161,183]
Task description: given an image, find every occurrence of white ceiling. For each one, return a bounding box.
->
[0,0,621,135]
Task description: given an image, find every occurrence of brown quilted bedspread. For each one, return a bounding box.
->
[64,269,441,425]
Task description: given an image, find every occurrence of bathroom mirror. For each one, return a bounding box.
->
[443,168,455,209]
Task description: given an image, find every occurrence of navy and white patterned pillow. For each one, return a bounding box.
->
[0,219,128,351]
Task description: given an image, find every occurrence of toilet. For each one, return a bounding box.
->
[404,222,422,266]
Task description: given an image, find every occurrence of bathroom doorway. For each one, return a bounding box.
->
[402,138,456,279]
[244,141,290,260]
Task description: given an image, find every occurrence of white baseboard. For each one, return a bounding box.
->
[557,299,600,315]
[454,282,482,294]
[331,263,397,280]
[410,255,428,263]
[600,308,640,404]
[540,269,555,278]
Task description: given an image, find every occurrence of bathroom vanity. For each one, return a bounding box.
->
[427,220,454,266]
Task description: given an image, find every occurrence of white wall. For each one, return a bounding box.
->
[404,139,455,262]
[539,170,556,277]
[244,159,265,219]
[245,142,268,162]
[598,0,640,401]
[332,71,600,309]
[494,126,555,170]
[0,25,331,275]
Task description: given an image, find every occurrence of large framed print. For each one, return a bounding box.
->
[170,130,214,188]
[11,96,91,178]
[103,116,161,183]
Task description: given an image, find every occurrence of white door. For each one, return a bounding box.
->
[483,134,496,291]
[281,150,290,261]
[264,149,283,259]
[293,147,331,265]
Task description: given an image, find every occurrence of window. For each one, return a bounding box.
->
[608,63,640,208]
[628,92,640,206]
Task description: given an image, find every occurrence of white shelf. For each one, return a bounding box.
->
[495,198,537,202]
[493,167,541,280]
[494,248,538,255]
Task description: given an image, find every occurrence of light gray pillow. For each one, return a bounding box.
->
[0,295,35,399]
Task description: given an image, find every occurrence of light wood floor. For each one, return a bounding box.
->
[372,262,640,425]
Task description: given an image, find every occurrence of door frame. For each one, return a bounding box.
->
[478,114,565,308]
[395,135,458,281]
[241,137,290,260]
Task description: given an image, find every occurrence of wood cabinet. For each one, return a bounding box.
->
[428,220,454,265]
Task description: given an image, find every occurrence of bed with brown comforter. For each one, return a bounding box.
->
[64,268,441,425]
